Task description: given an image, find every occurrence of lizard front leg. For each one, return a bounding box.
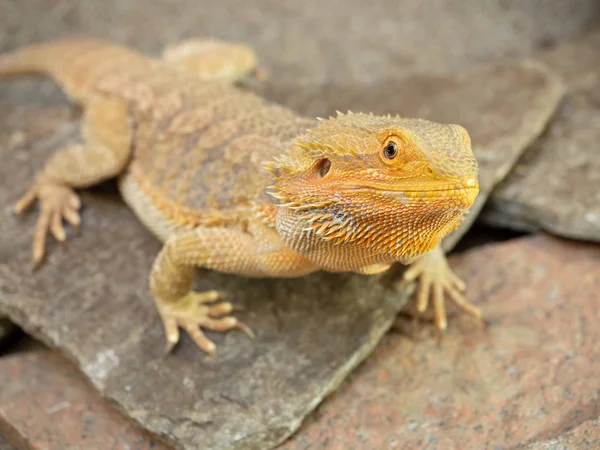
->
[150,226,316,355]
[396,245,483,332]
[15,96,132,266]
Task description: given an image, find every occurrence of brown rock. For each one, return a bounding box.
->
[483,29,600,242]
[265,59,564,251]
[280,234,600,449]
[0,348,170,450]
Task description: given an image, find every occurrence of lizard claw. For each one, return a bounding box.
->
[397,246,483,333]
[14,180,81,267]
[158,290,253,356]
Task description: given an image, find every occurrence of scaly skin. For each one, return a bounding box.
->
[0,38,481,356]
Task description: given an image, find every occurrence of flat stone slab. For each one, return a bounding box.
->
[280,234,600,449]
[483,29,600,242]
[0,347,170,450]
[265,59,563,250]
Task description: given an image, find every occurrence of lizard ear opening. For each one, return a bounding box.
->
[318,158,331,177]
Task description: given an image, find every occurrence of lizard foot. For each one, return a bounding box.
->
[158,290,254,356]
[397,246,483,334]
[14,180,81,267]
[162,38,266,82]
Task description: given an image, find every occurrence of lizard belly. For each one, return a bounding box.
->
[118,171,185,242]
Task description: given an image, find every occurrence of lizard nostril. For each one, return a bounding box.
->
[318,158,331,177]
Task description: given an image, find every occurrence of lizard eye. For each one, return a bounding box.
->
[318,158,331,177]
[384,141,398,160]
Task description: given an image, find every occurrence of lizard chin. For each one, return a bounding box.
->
[275,186,476,271]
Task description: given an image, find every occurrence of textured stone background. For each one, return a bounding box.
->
[0,347,170,450]
[482,30,600,242]
[281,235,600,450]
[1,0,599,84]
[1,0,600,449]
[0,435,11,450]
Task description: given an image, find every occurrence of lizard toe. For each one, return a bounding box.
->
[14,185,38,214]
[207,301,233,317]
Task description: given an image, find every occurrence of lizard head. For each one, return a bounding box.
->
[266,112,479,269]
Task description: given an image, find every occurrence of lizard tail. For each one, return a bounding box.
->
[0,39,149,102]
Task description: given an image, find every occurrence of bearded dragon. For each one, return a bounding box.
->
[0,39,481,356]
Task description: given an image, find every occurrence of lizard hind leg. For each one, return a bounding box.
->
[161,38,265,82]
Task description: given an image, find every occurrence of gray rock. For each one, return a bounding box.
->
[1,0,599,84]
[482,30,600,241]
[265,59,564,251]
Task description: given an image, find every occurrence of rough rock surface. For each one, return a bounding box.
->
[281,235,600,449]
[2,338,599,450]
[265,60,563,251]
[483,29,600,242]
[0,436,13,450]
[1,0,599,85]
[527,419,600,450]
[0,348,170,450]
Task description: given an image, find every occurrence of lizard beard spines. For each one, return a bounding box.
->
[307,212,357,244]
[265,183,335,209]
[263,148,318,180]
[304,210,432,259]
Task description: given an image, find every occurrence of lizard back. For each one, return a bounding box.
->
[95,63,315,235]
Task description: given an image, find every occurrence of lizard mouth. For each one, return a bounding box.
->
[346,177,478,194]
[346,185,478,202]
[380,186,479,201]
